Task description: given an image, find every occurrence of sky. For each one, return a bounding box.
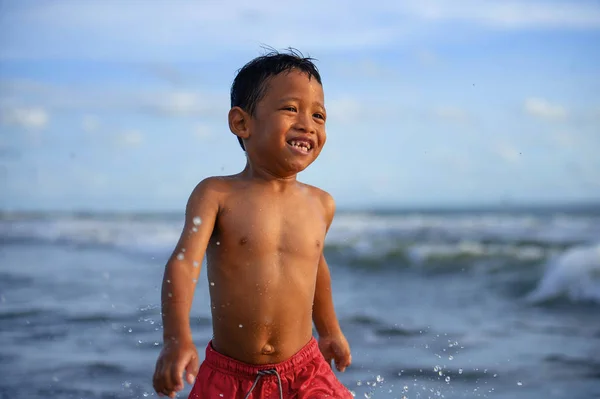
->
[1,0,599,211]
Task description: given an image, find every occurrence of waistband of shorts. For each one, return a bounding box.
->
[203,336,320,378]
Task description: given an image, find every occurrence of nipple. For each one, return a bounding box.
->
[261,344,275,355]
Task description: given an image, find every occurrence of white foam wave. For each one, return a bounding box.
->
[0,217,182,257]
[1,212,598,266]
[407,241,551,264]
[327,212,599,245]
[526,244,600,304]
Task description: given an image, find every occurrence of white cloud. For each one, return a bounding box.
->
[193,124,213,140]
[432,153,473,174]
[2,1,598,61]
[416,49,438,66]
[434,106,470,124]
[82,114,100,133]
[117,129,143,148]
[0,106,49,129]
[71,167,109,192]
[524,97,568,121]
[404,1,600,29]
[0,78,227,118]
[494,142,522,164]
[144,91,225,117]
[327,98,362,123]
[333,59,398,79]
[551,131,576,148]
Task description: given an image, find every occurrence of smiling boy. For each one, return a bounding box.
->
[153,49,352,398]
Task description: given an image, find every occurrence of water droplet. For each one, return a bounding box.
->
[458,368,463,374]
[138,340,142,344]
[193,216,202,225]
[376,375,384,383]
[239,324,243,328]
[128,328,132,333]
[357,381,362,386]
[192,227,198,232]
[181,248,186,252]
[517,381,523,386]
[219,394,224,397]
[216,241,220,245]
[449,355,454,360]
[168,293,172,297]
[210,282,215,286]
[192,279,197,283]
[143,393,150,397]
[193,261,199,267]
[166,279,171,284]
[350,391,356,397]
[445,376,451,383]
[177,253,184,261]
[122,381,132,388]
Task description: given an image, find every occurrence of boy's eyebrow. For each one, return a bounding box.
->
[278,97,326,110]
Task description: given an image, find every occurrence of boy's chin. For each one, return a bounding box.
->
[284,158,316,175]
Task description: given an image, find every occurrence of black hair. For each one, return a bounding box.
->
[230,47,322,150]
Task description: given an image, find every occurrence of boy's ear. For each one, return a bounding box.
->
[228,106,251,142]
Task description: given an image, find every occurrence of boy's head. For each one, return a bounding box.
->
[228,48,326,175]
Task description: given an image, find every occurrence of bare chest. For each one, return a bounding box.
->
[214,196,327,257]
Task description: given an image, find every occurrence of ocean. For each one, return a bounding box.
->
[1,205,599,399]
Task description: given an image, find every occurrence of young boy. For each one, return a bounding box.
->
[152,49,352,398]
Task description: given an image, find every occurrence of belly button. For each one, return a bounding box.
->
[261,344,275,355]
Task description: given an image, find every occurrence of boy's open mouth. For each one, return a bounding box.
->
[287,138,314,154]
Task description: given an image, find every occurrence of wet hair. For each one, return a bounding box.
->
[230,47,322,150]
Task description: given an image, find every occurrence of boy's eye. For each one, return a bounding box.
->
[313,113,325,120]
[282,106,297,112]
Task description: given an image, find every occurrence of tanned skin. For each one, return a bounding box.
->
[153,70,351,398]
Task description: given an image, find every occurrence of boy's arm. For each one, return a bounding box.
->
[313,192,351,372]
[313,253,343,337]
[312,192,342,337]
[161,178,220,343]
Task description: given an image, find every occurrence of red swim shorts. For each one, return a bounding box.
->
[188,337,353,398]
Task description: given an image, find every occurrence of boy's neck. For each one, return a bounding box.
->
[240,161,299,189]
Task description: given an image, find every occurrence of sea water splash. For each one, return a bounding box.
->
[526,243,600,304]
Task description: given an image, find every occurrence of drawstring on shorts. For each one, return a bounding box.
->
[244,369,283,399]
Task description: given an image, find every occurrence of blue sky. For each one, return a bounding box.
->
[1,0,599,211]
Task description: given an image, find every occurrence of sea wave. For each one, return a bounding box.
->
[1,211,598,262]
[525,244,600,306]
[2,212,599,306]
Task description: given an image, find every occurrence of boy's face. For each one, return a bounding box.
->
[245,70,327,176]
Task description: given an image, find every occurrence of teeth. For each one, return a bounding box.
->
[289,140,311,151]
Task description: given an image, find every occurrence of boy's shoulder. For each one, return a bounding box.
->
[298,182,336,218]
[300,182,334,202]
[187,176,235,202]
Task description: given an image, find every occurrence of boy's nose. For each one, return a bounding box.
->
[294,113,317,134]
